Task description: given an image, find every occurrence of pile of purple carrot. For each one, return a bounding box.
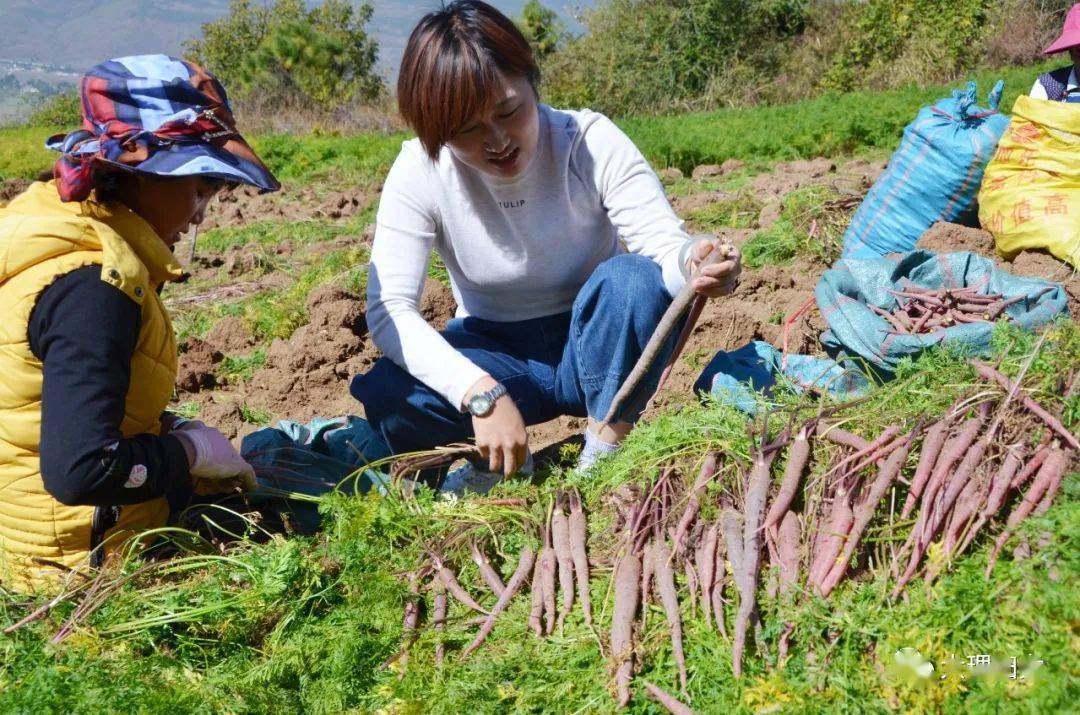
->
[870,285,1049,335]
[392,355,1075,714]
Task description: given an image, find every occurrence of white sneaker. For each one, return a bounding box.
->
[439,453,534,497]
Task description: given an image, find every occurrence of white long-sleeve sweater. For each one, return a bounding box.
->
[366,104,695,409]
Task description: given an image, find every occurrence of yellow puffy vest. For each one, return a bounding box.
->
[0,181,184,593]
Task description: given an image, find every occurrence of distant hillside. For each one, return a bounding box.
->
[0,1,232,72]
[0,0,589,80]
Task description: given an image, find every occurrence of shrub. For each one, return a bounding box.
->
[519,0,565,59]
[983,0,1075,67]
[185,0,382,109]
[820,0,1001,92]
[543,0,811,116]
[23,92,81,129]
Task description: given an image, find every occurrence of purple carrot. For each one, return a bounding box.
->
[539,544,557,635]
[652,539,688,692]
[943,474,982,557]
[902,418,950,518]
[820,431,915,597]
[918,416,985,527]
[970,360,1079,450]
[641,539,656,618]
[672,453,719,553]
[956,449,1024,557]
[739,446,778,677]
[528,554,544,638]
[1033,452,1072,514]
[720,507,746,676]
[698,523,719,628]
[821,426,903,481]
[1011,446,1050,490]
[552,496,576,629]
[612,549,642,708]
[921,425,990,545]
[567,489,593,629]
[810,494,854,593]
[776,510,801,595]
[816,423,871,452]
[642,680,695,715]
[711,541,729,639]
[470,539,506,597]
[462,546,536,658]
[434,556,488,615]
[683,559,699,620]
[986,447,1072,576]
[764,424,812,537]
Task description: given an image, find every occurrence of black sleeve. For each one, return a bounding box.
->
[29,266,192,507]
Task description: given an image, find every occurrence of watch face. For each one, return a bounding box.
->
[470,395,493,415]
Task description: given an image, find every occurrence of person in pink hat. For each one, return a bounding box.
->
[1031,3,1080,101]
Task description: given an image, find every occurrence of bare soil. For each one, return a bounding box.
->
[173,156,1072,459]
[0,178,30,206]
[199,185,371,231]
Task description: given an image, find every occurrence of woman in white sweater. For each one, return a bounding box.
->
[351,0,741,494]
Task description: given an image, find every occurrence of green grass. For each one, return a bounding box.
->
[0,125,52,181]
[218,348,268,383]
[741,185,853,268]
[683,190,763,231]
[0,322,1075,713]
[176,245,370,344]
[172,402,201,420]
[2,62,1056,185]
[620,63,1056,175]
[249,132,406,188]
[238,404,273,426]
[427,252,451,287]
[200,217,363,254]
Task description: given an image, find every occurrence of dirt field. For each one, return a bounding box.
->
[9,162,1073,458]
[168,155,1078,456]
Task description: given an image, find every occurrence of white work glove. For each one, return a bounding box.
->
[174,420,257,495]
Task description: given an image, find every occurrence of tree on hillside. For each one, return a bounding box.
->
[519,0,565,59]
[185,0,381,107]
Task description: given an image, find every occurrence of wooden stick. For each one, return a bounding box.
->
[603,242,734,425]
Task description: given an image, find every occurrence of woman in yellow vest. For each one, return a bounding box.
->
[0,55,280,592]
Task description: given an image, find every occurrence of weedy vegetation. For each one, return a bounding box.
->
[0,322,1074,713]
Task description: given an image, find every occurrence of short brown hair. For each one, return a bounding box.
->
[397,0,539,159]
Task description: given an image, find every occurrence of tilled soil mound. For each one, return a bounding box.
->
[178,278,458,441]
[177,338,222,394]
[199,186,371,231]
[205,316,255,354]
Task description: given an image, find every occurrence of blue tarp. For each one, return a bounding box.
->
[816,250,1068,374]
[694,341,871,414]
[842,81,1010,259]
[240,416,392,531]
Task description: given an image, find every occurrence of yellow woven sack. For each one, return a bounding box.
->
[978,95,1080,268]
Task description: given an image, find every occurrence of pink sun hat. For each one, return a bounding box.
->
[1044,3,1080,54]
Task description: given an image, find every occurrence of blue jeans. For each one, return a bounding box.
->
[351,254,679,454]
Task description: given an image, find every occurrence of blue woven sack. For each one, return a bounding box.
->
[693,341,871,415]
[842,81,1010,259]
[240,416,392,532]
[816,250,1068,374]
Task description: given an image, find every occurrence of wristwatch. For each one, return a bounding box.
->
[466,382,508,417]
